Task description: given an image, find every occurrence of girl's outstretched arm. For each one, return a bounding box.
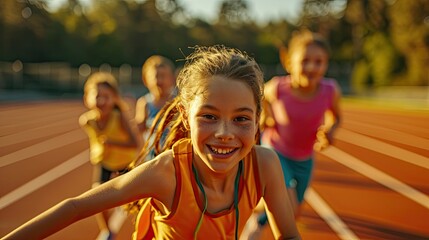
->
[327,80,342,143]
[256,146,301,240]
[2,151,176,240]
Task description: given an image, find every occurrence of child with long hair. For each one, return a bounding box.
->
[242,29,342,239]
[2,46,300,240]
[79,72,141,239]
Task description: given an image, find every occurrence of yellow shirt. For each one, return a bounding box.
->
[80,109,137,170]
[133,138,262,240]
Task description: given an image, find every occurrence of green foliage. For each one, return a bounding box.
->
[1,0,427,91]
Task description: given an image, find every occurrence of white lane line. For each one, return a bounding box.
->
[96,207,129,240]
[0,149,89,210]
[0,129,86,167]
[323,147,429,210]
[305,187,359,240]
[343,120,429,150]
[336,129,429,170]
[0,121,77,147]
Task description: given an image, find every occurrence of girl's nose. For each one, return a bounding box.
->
[215,121,234,141]
[304,62,315,72]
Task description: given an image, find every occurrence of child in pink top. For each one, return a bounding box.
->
[261,75,338,160]
[242,29,341,239]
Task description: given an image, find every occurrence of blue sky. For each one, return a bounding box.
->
[179,0,302,24]
[47,0,303,24]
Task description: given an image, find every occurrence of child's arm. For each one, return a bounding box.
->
[134,96,148,133]
[2,151,176,240]
[256,146,301,239]
[315,81,342,150]
[327,80,342,142]
[261,78,277,129]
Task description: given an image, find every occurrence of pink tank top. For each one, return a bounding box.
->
[261,76,336,160]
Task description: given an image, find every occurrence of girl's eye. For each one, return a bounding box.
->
[316,59,324,66]
[202,114,216,120]
[235,116,250,122]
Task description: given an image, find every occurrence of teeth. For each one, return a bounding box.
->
[211,146,234,154]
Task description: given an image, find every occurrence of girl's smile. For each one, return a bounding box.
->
[188,75,258,173]
[208,145,237,155]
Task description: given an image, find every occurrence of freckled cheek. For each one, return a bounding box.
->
[237,124,257,140]
[192,122,214,137]
[194,122,255,138]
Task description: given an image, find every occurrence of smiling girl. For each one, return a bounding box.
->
[243,29,342,239]
[2,46,300,240]
[79,72,141,240]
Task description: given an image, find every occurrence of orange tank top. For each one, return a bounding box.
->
[133,138,262,240]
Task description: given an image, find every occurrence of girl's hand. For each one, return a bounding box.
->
[98,135,108,144]
[314,126,331,151]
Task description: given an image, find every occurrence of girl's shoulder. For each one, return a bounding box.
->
[321,78,341,97]
[321,78,339,89]
[141,93,154,104]
[135,150,176,188]
[146,150,176,175]
[136,94,151,108]
[253,145,282,188]
[266,75,290,87]
[78,110,98,127]
[253,145,280,168]
[129,149,177,207]
[265,76,291,97]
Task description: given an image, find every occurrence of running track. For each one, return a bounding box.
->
[0,99,428,240]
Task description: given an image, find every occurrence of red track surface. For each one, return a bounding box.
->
[1,99,428,239]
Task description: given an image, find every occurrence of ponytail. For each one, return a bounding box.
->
[129,96,188,168]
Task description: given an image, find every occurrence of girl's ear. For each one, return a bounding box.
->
[279,46,290,73]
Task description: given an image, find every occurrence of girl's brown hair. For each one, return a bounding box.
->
[83,71,129,113]
[141,55,176,85]
[130,45,264,167]
[280,29,331,72]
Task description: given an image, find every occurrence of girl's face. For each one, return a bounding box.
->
[289,43,328,89]
[187,75,258,174]
[145,66,175,96]
[94,83,117,114]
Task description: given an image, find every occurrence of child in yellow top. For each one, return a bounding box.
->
[79,72,141,239]
[3,46,300,240]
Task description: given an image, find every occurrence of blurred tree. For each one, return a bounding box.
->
[0,0,56,62]
[297,0,352,90]
[85,0,127,66]
[299,0,346,37]
[253,20,294,80]
[344,0,400,93]
[389,0,429,86]
[51,0,91,65]
[187,19,216,46]
[217,0,250,27]
[1,0,427,92]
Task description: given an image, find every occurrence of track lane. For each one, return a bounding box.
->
[1,99,428,239]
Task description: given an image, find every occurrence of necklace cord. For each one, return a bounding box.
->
[192,161,243,240]
[192,163,208,240]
